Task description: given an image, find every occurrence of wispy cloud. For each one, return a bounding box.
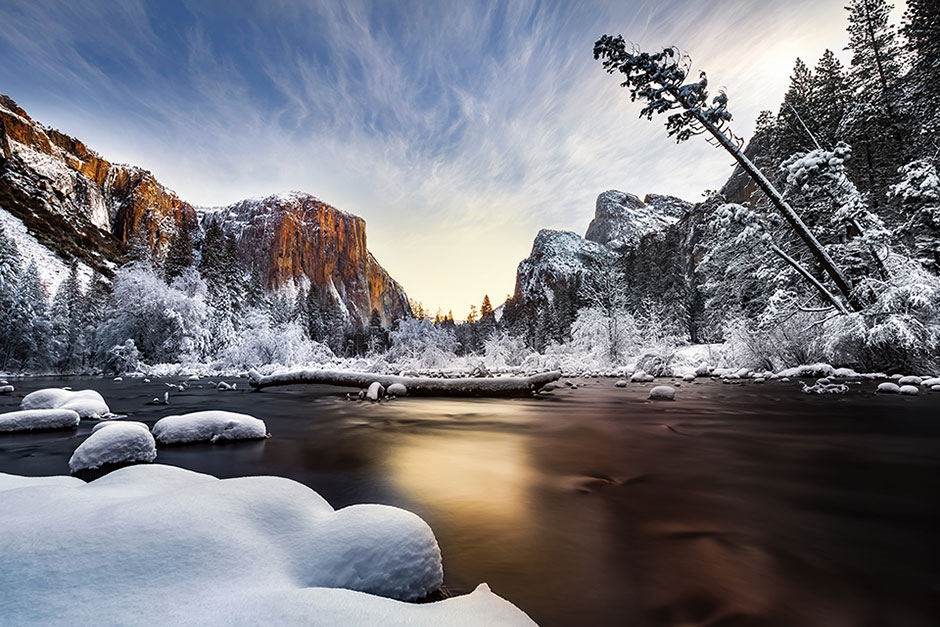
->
[0,0,857,314]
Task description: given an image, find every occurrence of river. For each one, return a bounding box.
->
[1,375,939,626]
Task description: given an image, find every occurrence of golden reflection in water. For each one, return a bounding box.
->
[384,431,536,536]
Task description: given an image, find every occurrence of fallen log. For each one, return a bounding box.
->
[247,369,562,397]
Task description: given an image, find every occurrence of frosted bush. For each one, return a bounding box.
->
[483,330,526,369]
[386,318,458,370]
[220,309,334,368]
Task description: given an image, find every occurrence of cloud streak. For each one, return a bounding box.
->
[0,0,858,314]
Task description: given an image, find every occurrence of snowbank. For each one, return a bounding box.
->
[69,423,157,473]
[153,411,267,444]
[21,388,110,419]
[0,465,535,626]
[0,409,80,432]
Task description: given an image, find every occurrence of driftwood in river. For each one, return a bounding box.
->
[247,369,562,397]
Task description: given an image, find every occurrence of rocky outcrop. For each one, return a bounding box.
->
[0,94,410,324]
[203,192,409,325]
[584,191,679,249]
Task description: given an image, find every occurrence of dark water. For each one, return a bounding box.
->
[2,376,940,626]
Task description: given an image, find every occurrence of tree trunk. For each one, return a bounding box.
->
[248,369,563,397]
[688,106,862,311]
[769,244,849,313]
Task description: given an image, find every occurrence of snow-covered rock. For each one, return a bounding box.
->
[153,411,267,444]
[0,465,535,625]
[69,423,157,473]
[682,373,696,382]
[92,420,150,433]
[899,385,920,396]
[922,377,940,387]
[802,382,848,395]
[877,382,900,394]
[0,385,13,394]
[387,383,408,396]
[614,379,627,388]
[0,409,80,432]
[630,370,654,383]
[695,362,711,376]
[366,381,385,401]
[648,385,676,401]
[898,376,922,386]
[932,385,940,391]
[21,388,110,419]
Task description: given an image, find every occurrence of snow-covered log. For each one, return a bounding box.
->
[248,369,562,397]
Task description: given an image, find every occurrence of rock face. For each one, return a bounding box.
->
[584,191,682,249]
[513,190,692,305]
[203,193,410,324]
[0,94,409,324]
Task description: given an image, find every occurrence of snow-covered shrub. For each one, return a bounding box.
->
[569,306,638,367]
[105,339,141,375]
[722,314,826,371]
[220,309,333,368]
[386,318,457,370]
[482,330,526,369]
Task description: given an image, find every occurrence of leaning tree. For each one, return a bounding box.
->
[593,36,862,313]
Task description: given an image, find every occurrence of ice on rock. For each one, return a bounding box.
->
[898,376,922,386]
[69,423,157,473]
[0,465,536,625]
[648,385,676,401]
[366,381,385,401]
[899,385,920,395]
[21,388,110,419]
[877,382,901,394]
[153,411,267,444]
[0,409,80,432]
[386,382,408,396]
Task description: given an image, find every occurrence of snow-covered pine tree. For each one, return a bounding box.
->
[50,263,86,372]
[902,0,940,155]
[890,159,940,272]
[593,37,860,311]
[163,219,196,283]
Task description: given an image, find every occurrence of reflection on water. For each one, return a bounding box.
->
[2,376,940,626]
[386,432,535,527]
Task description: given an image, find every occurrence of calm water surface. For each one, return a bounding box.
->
[1,376,939,626]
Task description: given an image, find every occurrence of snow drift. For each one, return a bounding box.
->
[0,465,535,626]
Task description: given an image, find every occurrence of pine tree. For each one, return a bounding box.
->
[50,263,86,372]
[478,295,496,342]
[902,0,940,153]
[810,50,850,148]
[776,58,818,160]
[845,0,902,109]
[163,219,196,283]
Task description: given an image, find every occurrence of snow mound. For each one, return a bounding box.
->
[898,376,922,386]
[922,377,940,387]
[387,383,408,396]
[648,385,676,401]
[0,465,536,625]
[899,385,920,396]
[153,411,267,444]
[630,370,654,383]
[877,382,900,394]
[92,420,150,433]
[69,423,157,473]
[21,388,110,419]
[0,409,80,432]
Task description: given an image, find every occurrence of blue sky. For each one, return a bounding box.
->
[0,0,875,315]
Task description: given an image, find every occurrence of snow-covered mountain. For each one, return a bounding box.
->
[0,94,409,324]
[512,190,693,305]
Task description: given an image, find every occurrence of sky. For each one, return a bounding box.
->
[0,0,882,317]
